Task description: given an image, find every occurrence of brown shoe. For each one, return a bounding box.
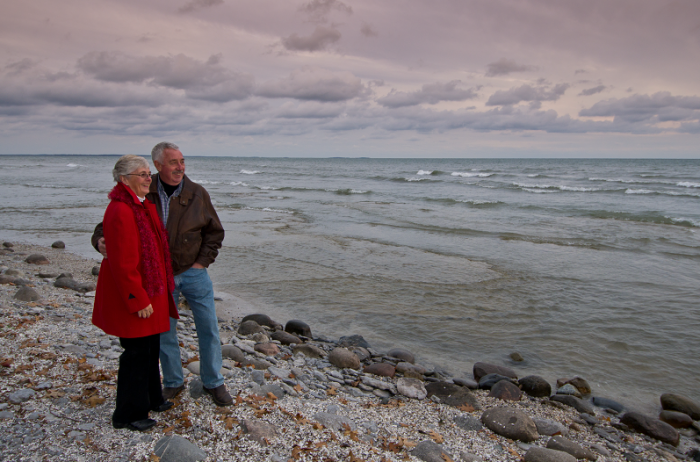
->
[204,384,232,406]
[162,384,185,400]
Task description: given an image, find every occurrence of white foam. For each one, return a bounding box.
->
[669,216,700,227]
[192,179,220,185]
[406,178,429,182]
[558,186,599,192]
[677,182,700,188]
[243,206,294,214]
[240,170,260,175]
[452,172,493,178]
[66,163,83,167]
[230,181,248,186]
[260,186,281,190]
[457,200,500,205]
[625,189,654,194]
[417,170,433,175]
[523,188,556,194]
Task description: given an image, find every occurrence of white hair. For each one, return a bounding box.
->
[112,155,149,182]
[151,141,180,164]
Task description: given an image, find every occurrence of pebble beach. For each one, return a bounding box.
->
[1,242,700,462]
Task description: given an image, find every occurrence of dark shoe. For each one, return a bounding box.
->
[113,418,156,432]
[162,384,185,400]
[150,400,174,412]
[204,384,233,406]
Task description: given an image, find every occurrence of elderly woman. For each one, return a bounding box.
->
[92,155,179,432]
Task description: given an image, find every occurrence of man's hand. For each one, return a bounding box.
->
[97,238,107,259]
[137,304,153,318]
[191,262,205,269]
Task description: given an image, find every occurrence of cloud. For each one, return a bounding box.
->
[282,26,342,52]
[377,81,478,108]
[77,51,253,102]
[360,23,378,37]
[579,91,700,123]
[256,67,364,102]
[579,85,606,96]
[486,58,537,77]
[486,83,569,106]
[299,0,352,23]
[178,0,224,14]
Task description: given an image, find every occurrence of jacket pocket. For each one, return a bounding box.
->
[174,231,202,267]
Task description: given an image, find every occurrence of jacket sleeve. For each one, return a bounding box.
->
[91,222,104,253]
[103,202,151,313]
[194,188,224,268]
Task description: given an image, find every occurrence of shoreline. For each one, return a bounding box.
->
[1,242,699,461]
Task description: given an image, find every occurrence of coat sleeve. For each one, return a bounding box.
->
[103,202,151,313]
[194,188,225,268]
[91,222,104,253]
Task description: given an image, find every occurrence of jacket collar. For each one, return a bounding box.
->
[150,173,193,202]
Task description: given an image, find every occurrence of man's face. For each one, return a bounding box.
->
[155,148,185,186]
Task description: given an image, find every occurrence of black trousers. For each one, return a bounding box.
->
[113,334,165,424]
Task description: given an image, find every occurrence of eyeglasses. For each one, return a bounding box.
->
[126,172,152,179]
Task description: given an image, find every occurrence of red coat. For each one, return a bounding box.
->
[92,185,178,338]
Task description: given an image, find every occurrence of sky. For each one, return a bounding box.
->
[1,0,700,158]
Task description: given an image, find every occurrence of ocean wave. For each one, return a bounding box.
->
[523,188,557,194]
[327,188,370,195]
[242,206,294,214]
[192,179,220,185]
[406,177,430,182]
[515,183,599,192]
[677,182,700,188]
[587,210,698,227]
[457,200,503,207]
[259,186,281,190]
[669,217,700,227]
[452,172,494,178]
[417,170,433,175]
[589,177,637,184]
[230,181,248,186]
[625,189,655,194]
[240,170,261,175]
[66,163,84,168]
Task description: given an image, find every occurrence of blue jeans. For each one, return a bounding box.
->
[159,267,224,389]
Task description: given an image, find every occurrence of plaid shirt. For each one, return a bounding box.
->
[156,177,184,225]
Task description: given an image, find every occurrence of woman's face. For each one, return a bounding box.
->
[122,167,152,197]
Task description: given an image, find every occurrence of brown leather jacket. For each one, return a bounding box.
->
[92,174,224,275]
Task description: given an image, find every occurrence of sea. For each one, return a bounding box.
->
[1,155,699,414]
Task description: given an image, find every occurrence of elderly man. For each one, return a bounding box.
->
[93,142,231,406]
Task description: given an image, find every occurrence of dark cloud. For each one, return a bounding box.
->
[579,85,606,96]
[256,67,364,102]
[485,58,537,77]
[282,26,341,52]
[299,0,352,23]
[377,81,478,108]
[77,51,253,102]
[574,69,588,75]
[579,91,700,123]
[486,83,569,106]
[360,23,378,37]
[276,101,345,119]
[178,0,224,14]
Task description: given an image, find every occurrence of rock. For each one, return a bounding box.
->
[454,415,483,432]
[387,348,415,364]
[481,406,538,442]
[187,361,201,375]
[0,275,16,285]
[238,320,265,336]
[424,382,480,410]
[251,333,269,343]
[519,376,552,398]
[565,377,591,395]
[14,287,40,302]
[328,348,360,370]
[221,344,245,362]
[313,412,356,432]
[397,362,426,375]
[453,378,479,389]
[472,362,517,382]
[189,378,204,399]
[349,346,370,361]
[61,344,88,356]
[659,410,693,428]
[460,452,483,462]
[479,373,517,390]
[25,254,49,265]
[549,395,595,415]
[0,411,14,420]
[260,384,285,399]
[292,344,325,359]
[411,440,455,462]
[8,388,36,404]
[556,384,581,398]
[154,435,207,462]
[5,269,23,276]
[284,319,312,338]
[241,314,280,330]
[533,418,569,437]
[361,376,397,394]
[3,242,13,248]
[91,266,100,276]
[51,241,65,249]
[510,352,524,362]
[363,363,396,377]
[241,358,272,370]
[620,411,680,446]
[53,276,95,293]
[591,396,625,413]
[488,379,522,401]
[524,447,576,462]
[338,334,371,349]
[397,378,427,400]
[660,393,700,420]
[270,331,301,345]
[267,366,291,379]
[254,342,280,356]
[546,436,598,460]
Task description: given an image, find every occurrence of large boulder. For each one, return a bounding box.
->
[387,348,415,364]
[363,363,396,378]
[519,375,552,398]
[154,435,207,462]
[284,319,312,338]
[620,411,680,446]
[472,362,517,382]
[659,410,693,428]
[660,393,700,420]
[238,320,265,336]
[425,382,480,410]
[488,379,522,401]
[328,348,360,370]
[241,314,280,329]
[14,287,40,302]
[397,378,427,400]
[481,406,538,442]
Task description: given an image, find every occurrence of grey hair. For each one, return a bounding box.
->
[112,155,150,182]
[151,141,180,164]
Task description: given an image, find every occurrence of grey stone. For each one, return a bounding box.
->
[337,334,371,349]
[488,379,523,401]
[533,418,569,437]
[549,395,595,415]
[659,410,693,428]
[268,366,291,379]
[241,358,272,370]
[53,277,95,293]
[397,362,427,375]
[425,381,480,410]
[189,378,204,399]
[397,377,427,400]
[154,435,207,462]
[510,352,524,362]
[25,254,49,265]
[254,342,279,356]
[92,266,100,276]
[363,362,396,377]
[51,241,65,249]
[591,396,625,413]
[67,431,86,441]
[313,412,356,432]
[221,344,245,362]
[547,436,598,460]
[292,344,325,359]
[349,346,370,361]
[9,388,36,404]
[251,369,266,385]
[411,440,454,462]
[519,375,552,398]
[260,384,285,399]
[361,376,397,394]
[620,411,680,446]
[454,415,483,432]
[460,453,483,462]
[35,381,52,390]
[241,314,280,329]
[561,377,591,395]
[328,347,360,370]
[270,331,301,345]
[660,393,700,420]
[0,411,14,419]
[285,319,312,338]
[479,373,516,389]
[186,361,200,375]
[0,275,16,285]
[387,348,415,364]
[3,242,13,247]
[238,320,265,335]
[556,384,581,397]
[452,377,479,389]
[14,287,40,302]
[472,362,517,382]
[241,419,278,445]
[524,447,576,462]
[481,406,538,442]
[78,423,96,431]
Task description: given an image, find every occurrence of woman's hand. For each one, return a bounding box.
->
[137,304,153,318]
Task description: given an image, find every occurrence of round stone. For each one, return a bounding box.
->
[659,410,693,428]
[285,319,312,338]
[270,330,301,345]
[396,377,427,400]
[25,254,50,265]
[241,314,280,329]
[51,241,65,249]
[238,320,265,336]
[14,287,40,302]
[488,379,522,401]
[519,375,552,398]
[482,406,538,442]
[254,342,280,356]
[363,363,396,377]
[328,347,360,370]
[387,348,414,364]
